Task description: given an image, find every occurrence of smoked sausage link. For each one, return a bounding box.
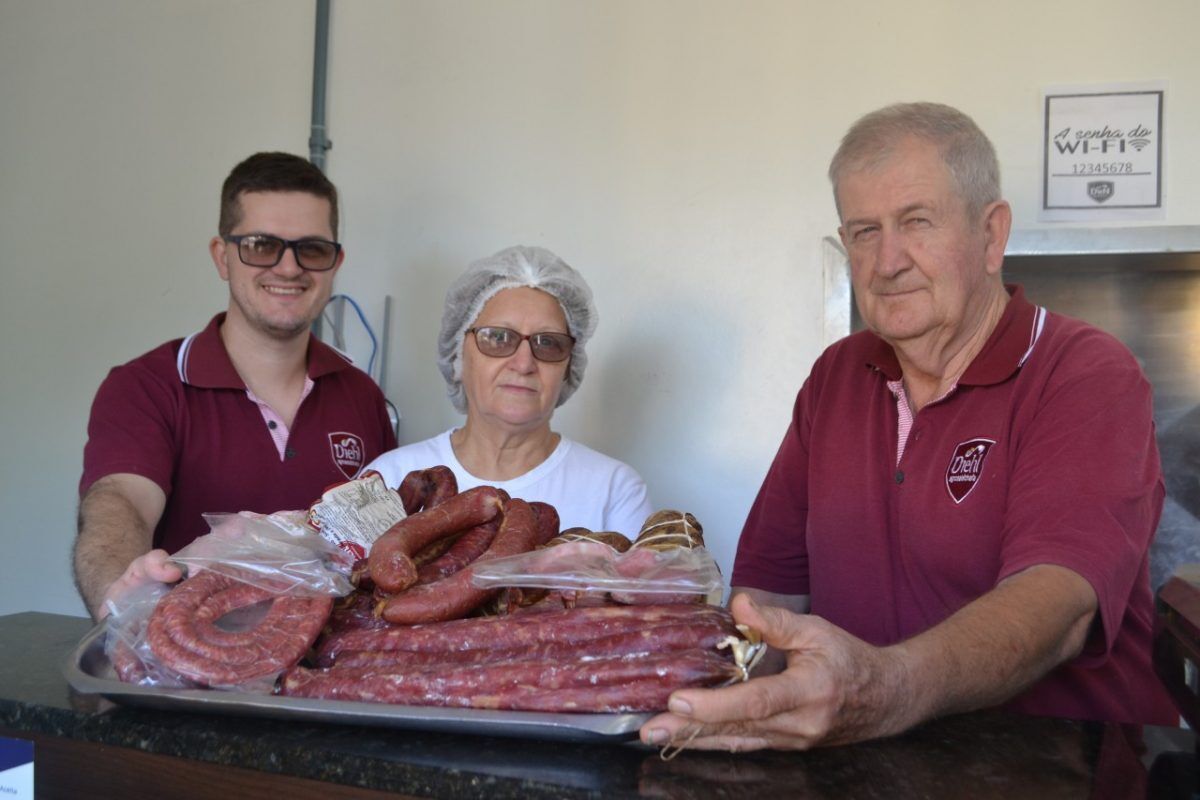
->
[422,466,458,510]
[415,517,501,585]
[379,498,541,624]
[528,501,561,547]
[396,466,458,515]
[369,485,504,594]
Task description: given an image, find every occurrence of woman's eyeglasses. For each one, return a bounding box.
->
[467,326,575,362]
[222,234,341,272]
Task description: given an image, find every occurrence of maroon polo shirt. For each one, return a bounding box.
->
[80,313,397,553]
[732,285,1175,725]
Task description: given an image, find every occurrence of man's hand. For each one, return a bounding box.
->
[639,564,1096,752]
[96,548,183,620]
[639,594,910,751]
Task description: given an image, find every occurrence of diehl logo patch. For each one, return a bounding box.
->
[1087,180,1114,203]
[329,432,365,480]
[945,438,995,504]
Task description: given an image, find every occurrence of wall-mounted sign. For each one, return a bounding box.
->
[1040,82,1164,222]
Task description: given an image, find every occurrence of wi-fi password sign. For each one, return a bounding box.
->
[1041,85,1164,219]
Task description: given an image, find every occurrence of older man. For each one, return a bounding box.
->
[641,103,1175,751]
[74,152,396,621]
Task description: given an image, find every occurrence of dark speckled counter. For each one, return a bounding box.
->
[0,611,1192,799]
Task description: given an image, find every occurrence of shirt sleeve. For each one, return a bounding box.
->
[79,362,180,498]
[998,326,1163,660]
[730,382,813,594]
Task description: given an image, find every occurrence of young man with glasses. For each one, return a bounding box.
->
[73,152,397,621]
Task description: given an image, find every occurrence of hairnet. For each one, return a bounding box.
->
[437,245,599,413]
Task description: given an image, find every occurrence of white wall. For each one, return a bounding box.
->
[0,0,314,615]
[3,0,1199,617]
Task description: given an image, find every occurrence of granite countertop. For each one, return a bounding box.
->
[0,611,1190,799]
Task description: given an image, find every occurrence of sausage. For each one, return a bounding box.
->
[368,485,505,594]
[317,602,734,665]
[326,589,394,634]
[528,501,561,546]
[422,466,458,509]
[609,547,708,606]
[547,528,633,552]
[330,619,739,669]
[281,649,740,711]
[410,489,508,568]
[377,498,542,624]
[397,469,432,515]
[145,570,332,686]
[492,510,590,613]
[396,466,458,514]
[415,517,501,584]
[108,637,148,684]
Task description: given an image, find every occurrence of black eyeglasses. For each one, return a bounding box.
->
[222,234,342,272]
[467,326,575,363]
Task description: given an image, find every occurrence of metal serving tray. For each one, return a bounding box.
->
[63,621,651,743]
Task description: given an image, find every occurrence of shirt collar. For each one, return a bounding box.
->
[176,312,356,388]
[864,284,1045,387]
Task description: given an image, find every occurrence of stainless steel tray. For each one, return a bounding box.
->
[63,621,651,743]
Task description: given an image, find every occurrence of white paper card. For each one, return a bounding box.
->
[0,737,33,798]
[1040,82,1165,222]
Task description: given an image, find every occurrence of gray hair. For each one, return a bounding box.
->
[828,102,1001,220]
[436,245,599,414]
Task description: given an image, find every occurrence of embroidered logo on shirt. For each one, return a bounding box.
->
[945,438,995,504]
[329,432,365,480]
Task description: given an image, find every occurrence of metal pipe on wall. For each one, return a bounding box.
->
[309,0,332,171]
[309,0,332,342]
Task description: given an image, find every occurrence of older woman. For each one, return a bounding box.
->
[366,245,653,536]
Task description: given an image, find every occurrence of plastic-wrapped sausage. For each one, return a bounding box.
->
[316,603,735,666]
[282,649,740,712]
[145,570,332,687]
[330,619,739,669]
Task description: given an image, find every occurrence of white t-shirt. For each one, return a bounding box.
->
[364,429,654,537]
